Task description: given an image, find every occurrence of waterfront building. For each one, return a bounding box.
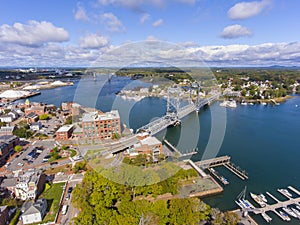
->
[125,136,162,161]
[61,102,82,116]
[81,110,121,140]
[25,105,46,116]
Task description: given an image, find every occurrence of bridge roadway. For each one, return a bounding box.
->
[137,94,219,135]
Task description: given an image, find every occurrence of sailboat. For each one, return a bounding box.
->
[235,186,255,210]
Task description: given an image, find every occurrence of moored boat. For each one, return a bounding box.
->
[250,193,266,207]
[220,100,237,108]
[261,212,272,222]
[278,188,293,198]
[282,207,298,218]
[258,194,268,203]
[279,210,291,221]
[291,207,300,219]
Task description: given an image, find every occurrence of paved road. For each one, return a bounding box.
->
[58,174,84,225]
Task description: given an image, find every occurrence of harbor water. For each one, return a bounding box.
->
[28,76,300,225]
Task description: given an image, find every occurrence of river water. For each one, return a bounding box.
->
[28,75,300,225]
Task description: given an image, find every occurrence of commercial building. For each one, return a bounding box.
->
[55,124,74,141]
[125,136,162,161]
[0,135,19,164]
[82,110,121,139]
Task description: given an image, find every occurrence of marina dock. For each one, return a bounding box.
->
[236,186,300,223]
[194,155,248,180]
[208,168,229,185]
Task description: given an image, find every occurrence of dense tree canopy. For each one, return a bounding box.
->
[72,168,212,225]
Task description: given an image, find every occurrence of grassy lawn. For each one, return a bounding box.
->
[39,182,65,223]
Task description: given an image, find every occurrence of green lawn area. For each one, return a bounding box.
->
[39,182,65,223]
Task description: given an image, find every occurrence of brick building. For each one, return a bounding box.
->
[55,125,74,141]
[0,206,9,225]
[81,110,120,139]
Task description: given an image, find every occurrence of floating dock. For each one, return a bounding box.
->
[208,168,229,185]
[236,186,300,223]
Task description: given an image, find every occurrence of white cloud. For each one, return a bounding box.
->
[140,13,150,24]
[101,13,125,32]
[80,33,109,49]
[228,0,272,20]
[75,3,89,21]
[1,39,300,67]
[152,19,163,27]
[221,24,252,39]
[0,20,69,47]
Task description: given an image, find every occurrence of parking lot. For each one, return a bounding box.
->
[6,139,57,172]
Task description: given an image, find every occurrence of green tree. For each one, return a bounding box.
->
[14,145,23,153]
[168,198,201,225]
[13,127,33,138]
[223,211,239,225]
[39,114,49,120]
[73,161,87,173]
[65,116,73,125]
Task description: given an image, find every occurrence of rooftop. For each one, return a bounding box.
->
[82,110,120,122]
[140,136,161,146]
[56,124,73,133]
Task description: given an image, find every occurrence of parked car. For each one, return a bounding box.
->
[72,155,83,161]
[68,187,73,193]
[65,193,70,201]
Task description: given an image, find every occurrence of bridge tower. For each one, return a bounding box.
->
[167,85,183,114]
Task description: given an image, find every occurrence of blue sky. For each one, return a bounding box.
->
[0,0,299,67]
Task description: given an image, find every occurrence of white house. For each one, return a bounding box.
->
[30,122,42,131]
[8,110,19,120]
[0,115,13,123]
[21,199,47,224]
[15,170,45,201]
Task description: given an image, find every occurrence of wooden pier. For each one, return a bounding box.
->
[194,155,248,180]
